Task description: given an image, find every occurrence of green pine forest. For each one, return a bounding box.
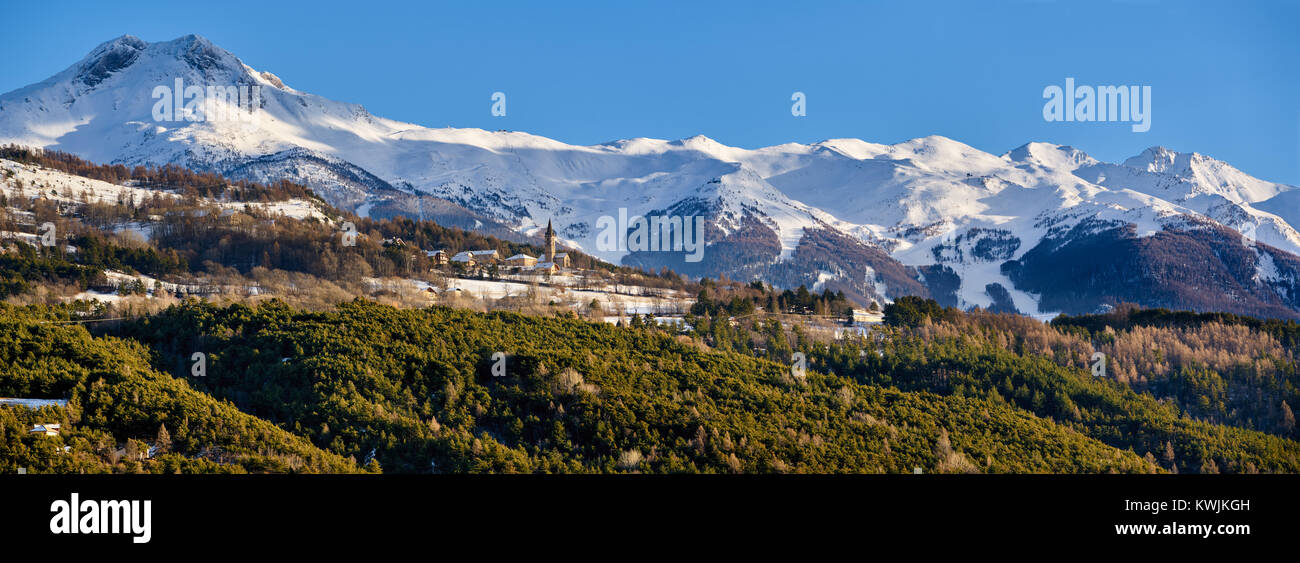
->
[3,297,1298,474]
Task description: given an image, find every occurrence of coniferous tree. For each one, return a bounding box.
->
[155,423,171,455]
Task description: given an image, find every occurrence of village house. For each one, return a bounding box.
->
[505,253,538,268]
[553,252,571,268]
[450,250,501,271]
[470,250,500,263]
[426,249,449,266]
[450,251,476,266]
[532,261,559,275]
[848,308,884,326]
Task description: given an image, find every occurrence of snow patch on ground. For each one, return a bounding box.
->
[374,276,692,316]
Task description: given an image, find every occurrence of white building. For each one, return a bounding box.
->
[506,253,538,267]
[470,250,500,263]
[29,424,61,436]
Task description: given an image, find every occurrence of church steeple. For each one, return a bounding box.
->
[544,220,555,262]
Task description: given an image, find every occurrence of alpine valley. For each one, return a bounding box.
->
[5,34,1300,319]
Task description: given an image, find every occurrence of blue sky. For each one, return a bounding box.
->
[3,0,1298,183]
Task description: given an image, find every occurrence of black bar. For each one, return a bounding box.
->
[0,474,1287,552]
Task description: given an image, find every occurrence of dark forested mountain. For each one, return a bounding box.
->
[1003,219,1300,319]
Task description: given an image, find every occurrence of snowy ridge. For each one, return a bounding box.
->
[0,158,329,222]
[4,34,1300,314]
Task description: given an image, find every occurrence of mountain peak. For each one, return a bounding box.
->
[166,34,243,77]
[177,33,212,44]
[1004,142,1096,169]
[102,34,147,48]
[891,134,980,154]
[76,35,149,87]
[69,34,248,90]
[1116,146,1293,203]
[674,134,720,147]
[811,138,890,160]
[669,134,743,159]
[1122,146,1203,175]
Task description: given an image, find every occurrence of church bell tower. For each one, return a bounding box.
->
[544,220,555,262]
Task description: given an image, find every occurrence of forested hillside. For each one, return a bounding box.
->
[0,304,362,473]
[689,296,1300,473]
[106,299,1161,473]
[5,294,1299,474]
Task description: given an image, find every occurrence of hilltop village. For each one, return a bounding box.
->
[427,220,572,276]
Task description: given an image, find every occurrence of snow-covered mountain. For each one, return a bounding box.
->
[4,34,1300,318]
